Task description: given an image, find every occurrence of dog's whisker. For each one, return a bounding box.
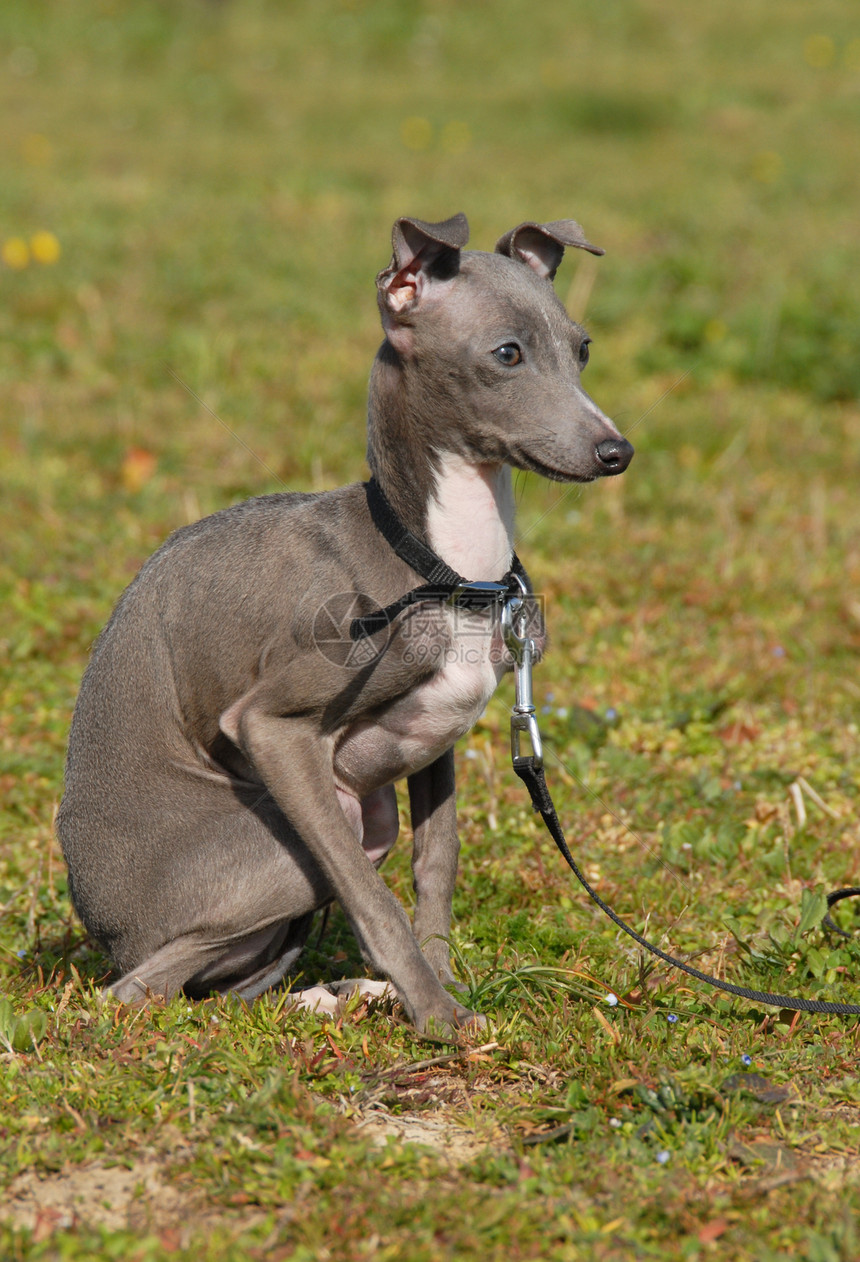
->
[621,368,692,438]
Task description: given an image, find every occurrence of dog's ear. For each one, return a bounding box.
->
[495,220,604,281]
[377,214,468,346]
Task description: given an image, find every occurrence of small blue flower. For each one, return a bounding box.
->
[606,707,618,721]
[741,1053,752,1067]
[666,1013,678,1024]
[656,1150,670,1165]
[605,992,619,1007]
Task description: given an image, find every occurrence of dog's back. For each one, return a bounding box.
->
[58,486,373,971]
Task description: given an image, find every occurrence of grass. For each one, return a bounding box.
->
[1,0,860,1257]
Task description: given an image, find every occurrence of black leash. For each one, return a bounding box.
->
[495,559,860,1016]
[514,756,860,1015]
[822,887,860,938]
[358,475,860,1016]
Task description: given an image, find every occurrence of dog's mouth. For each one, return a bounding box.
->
[511,449,597,484]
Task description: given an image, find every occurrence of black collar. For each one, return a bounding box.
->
[350,477,526,640]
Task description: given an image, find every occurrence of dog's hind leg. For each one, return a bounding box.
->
[102,783,399,1008]
[184,912,318,1000]
[108,913,317,1004]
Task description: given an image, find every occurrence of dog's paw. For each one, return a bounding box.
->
[327,978,393,1002]
[287,984,340,1016]
[287,978,392,1016]
[451,1002,487,1031]
[418,1001,487,1040]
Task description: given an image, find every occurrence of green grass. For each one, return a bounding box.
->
[2,0,860,1257]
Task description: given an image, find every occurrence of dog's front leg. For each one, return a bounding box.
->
[237,708,476,1035]
[408,749,461,988]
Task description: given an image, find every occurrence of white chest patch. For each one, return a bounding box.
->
[425,455,514,580]
[334,627,505,794]
[334,457,514,794]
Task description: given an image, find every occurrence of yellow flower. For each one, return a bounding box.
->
[2,237,30,269]
[30,231,61,265]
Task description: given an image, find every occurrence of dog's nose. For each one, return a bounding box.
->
[595,437,634,474]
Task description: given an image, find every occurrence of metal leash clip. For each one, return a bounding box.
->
[448,579,510,610]
[501,581,543,771]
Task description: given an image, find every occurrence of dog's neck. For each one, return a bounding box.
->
[366,342,515,581]
[426,455,514,581]
[366,341,437,538]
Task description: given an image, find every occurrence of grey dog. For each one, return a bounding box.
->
[57,213,633,1033]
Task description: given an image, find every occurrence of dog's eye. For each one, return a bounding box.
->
[493,343,522,366]
[578,337,591,368]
